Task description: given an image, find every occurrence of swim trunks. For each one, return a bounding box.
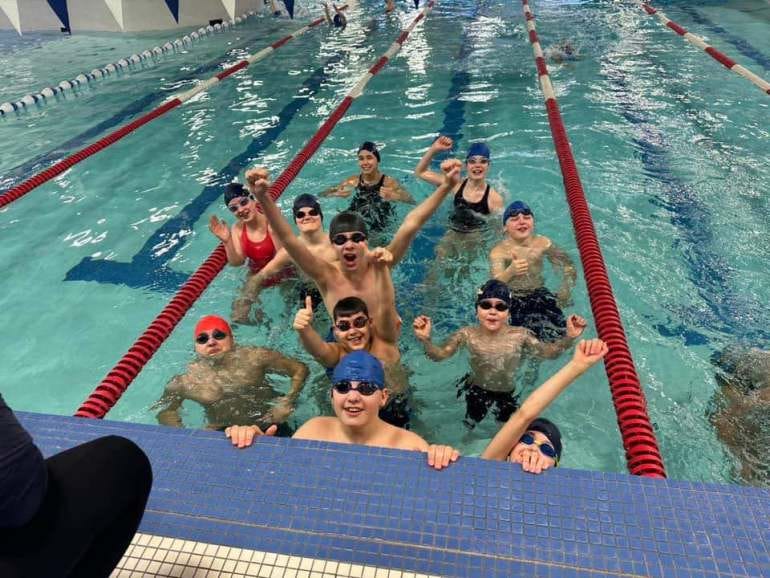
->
[509,287,566,342]
[457,375,519,428]
[448,179,491,233]
[348,174,395,234]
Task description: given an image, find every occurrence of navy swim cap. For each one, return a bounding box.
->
[332,350,385,389]
[224,182,249,205]
[503,200,533,224]
[358,141,381,162]
[293,193,323,220]
[329,211,368,239]
[466,142,490,160]
[476,279,512,308]
[527,417,562,460]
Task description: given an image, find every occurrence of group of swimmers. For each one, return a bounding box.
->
[157,137,609,474]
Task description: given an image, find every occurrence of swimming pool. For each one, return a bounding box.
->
[1,0,768,485]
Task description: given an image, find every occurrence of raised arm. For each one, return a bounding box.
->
[413,316,466,361]
[546,242,577,306]
[481,339,608,461]
[414,135,453,186]
[293,296,341,367]
[155,377,186,427]
[209,216,246,267]
[527,315,586,359]
[247,168,335,285]
[387,160,459,264]
[369,247,399,343]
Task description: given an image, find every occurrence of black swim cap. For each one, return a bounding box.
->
[476,279,512,308]
[329,211,368,239]
[527,417,562,460]
[293,193,323,220]
[224,182,249,205]
[358,141,381,162]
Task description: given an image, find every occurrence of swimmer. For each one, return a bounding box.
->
[710,345,770,484]
[269,0,283,16]
[413,279,587,428]
[386,0,395,12]
[155,315,309,433]
[209,177,287,321]
[546,40,581,64]
[247,160,459,332]
[225,351,460,470]
[323,141,414,237]
[294,248,412,427]
[490,200,577,341]
[322,2,347,29]
[482,339,608,473]
[234,193,336,323]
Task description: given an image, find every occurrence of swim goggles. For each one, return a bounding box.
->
[227,195,255,213]
[295,208,320,219]
[335,316,368,332]
[332,380,379,395]
[478,300,509,312]
[195,329,229,344]
[519,433,558,461]
[331,232,367,246]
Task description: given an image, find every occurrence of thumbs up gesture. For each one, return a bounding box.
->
[510,249,529,276]
[293,295,314,332]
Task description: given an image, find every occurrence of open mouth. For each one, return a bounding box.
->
[342,253,357,267]
[343,406,364,417]
[346,333,364,347]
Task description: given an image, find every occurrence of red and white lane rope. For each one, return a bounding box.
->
[0,11,259,117]
[74,2,435,419]
[522,0,666,478]
[638,3,770,96]
[0,9,345,211]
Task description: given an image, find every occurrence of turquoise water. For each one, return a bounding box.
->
[1,0,769,484]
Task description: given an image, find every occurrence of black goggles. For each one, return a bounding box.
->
[335,316,368,332]
[520,433,558,460]
[295,207,320,219]
[332,380,380,395]
[227,195,255,213]
[331,232,367,246]
[195,329,229,344]
[478,300,510,312]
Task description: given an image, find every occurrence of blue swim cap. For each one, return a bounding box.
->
[476,279,512,308]
[503,200,533,224]
[466,142,491,160]
[332,351,385,389]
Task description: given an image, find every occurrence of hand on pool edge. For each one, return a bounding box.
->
[225,424,278,448]
[426,444,460,470]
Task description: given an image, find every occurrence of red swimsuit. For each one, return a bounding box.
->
[240,224,277,274]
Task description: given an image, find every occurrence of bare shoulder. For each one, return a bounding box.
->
[536,235,553,250]
[392,426,429,451]
[489,240,509,257]
[293,417,338,441]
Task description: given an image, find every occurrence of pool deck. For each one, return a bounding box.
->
[19,412,770,578]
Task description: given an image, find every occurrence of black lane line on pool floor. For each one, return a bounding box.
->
[0,21,285,190]
[64,18,379,292]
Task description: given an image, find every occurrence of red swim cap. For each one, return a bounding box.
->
[194,315,231,339]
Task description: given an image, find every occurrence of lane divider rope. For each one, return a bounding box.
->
[0,11,260,117]
[522,0,666,478]
[638,2,770,95]
[74,1,435,419]
[0,9,346,211]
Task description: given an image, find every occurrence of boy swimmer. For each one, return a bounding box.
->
[155,316,308,432]
[490,200,577,341]
[236,193,335,323]
[247,161,459,333]
[225,351,459,470]
[322,2,347,29]
[413,279,587,428]
[294,247,411,427]
[482,339,608,473]
[324,141,414,236]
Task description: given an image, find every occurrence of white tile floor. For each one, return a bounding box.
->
[111,533,442,578]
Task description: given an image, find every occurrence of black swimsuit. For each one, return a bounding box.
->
[448,179,491,233]
[347,174,395,234]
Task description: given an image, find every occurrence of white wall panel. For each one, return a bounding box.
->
[121,0,177,31]
[68,0,122,31]
[178,0,229,27]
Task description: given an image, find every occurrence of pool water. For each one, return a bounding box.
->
[1,0,768,485]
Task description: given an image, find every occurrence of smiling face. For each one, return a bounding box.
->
[333,312,372,352]
[194,329,234,358]
[294,206,322,233]
[465,156,490,182]
[331,231,368,272]
[331,380,388,427]
[504,212,534,241]
[476,297,509,332]
[508,430,557,469]
[358,150,379,177]
[227,194,259,223]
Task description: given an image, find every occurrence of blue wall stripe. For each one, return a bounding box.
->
[163,0,180,23]
[46,0,70,30]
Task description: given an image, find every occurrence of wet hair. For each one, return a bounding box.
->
[224,182,249,205]
[329,211,368,239]
[358,141,380,162]
[333,296,369,321]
